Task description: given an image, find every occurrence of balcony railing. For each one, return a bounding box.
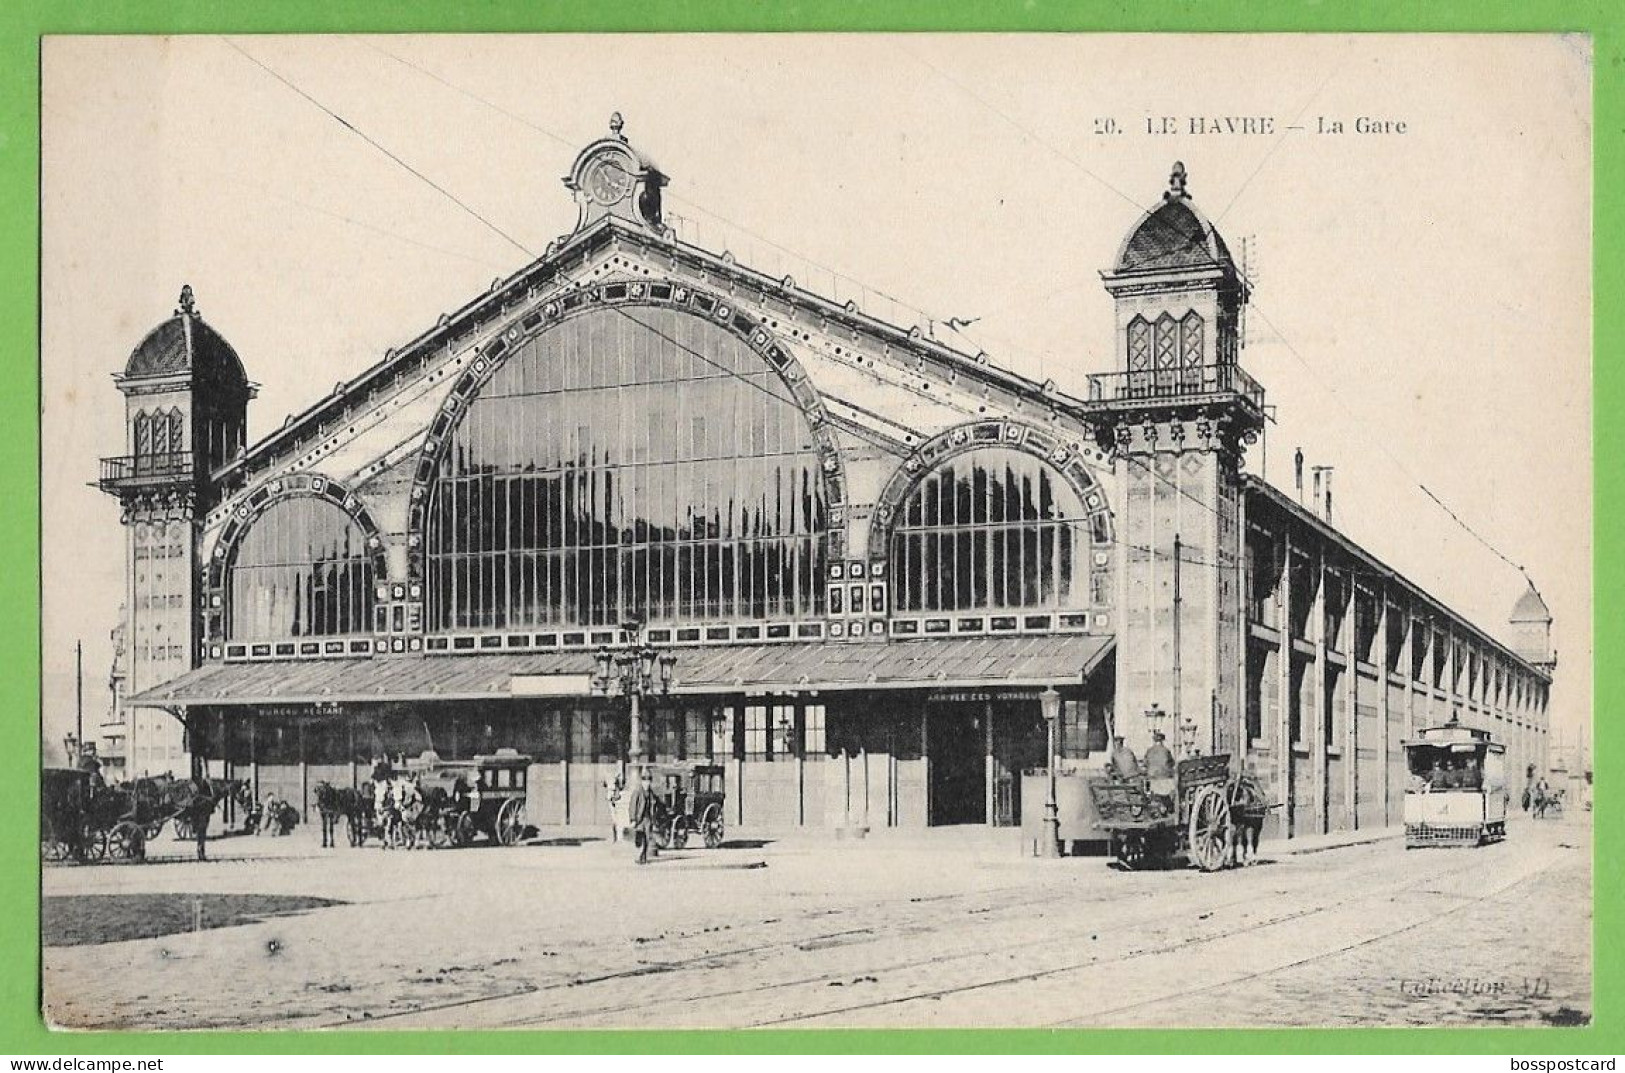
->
[98,452,194,492]
[1085,363,1265,413]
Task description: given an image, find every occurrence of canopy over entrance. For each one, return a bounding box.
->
[129,635,1114,708]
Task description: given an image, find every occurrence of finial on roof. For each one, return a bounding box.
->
[176,284,197,317]
[1167,161,1188,200]
[609,112,625,140]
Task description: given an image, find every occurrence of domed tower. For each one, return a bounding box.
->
[99,286,255,721]
[1509,581,1556,672]
[1081,163,1265,760]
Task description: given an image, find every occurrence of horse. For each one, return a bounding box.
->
[1228,770,1273,867]
[313,781,366,848]
[153,777,247,861]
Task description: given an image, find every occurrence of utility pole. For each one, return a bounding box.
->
[1172,534,1183,741]
[75,640,83,762]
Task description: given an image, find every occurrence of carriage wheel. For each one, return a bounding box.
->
[452,812,476,848]
[495,799,524,846]
[1186,785,1233,872]
[80,822,108,863]
[671,822,690,851]
[42,837,69,863]
[145,820,167,842]
[702,806,724,849]
[107,821,146,863]
[172,817,193,841]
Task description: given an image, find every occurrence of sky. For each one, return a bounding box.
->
[39,34,1593,758]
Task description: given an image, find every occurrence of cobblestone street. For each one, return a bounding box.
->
[42,814,1591,1031]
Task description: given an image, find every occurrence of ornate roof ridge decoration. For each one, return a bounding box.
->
[401,277,851,584]
[865,418,1114,561]
[202,472,388,643]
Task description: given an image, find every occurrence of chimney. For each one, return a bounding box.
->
[1310,465,1335,522]
[1294,448,1304,503]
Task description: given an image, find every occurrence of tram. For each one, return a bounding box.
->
[1403,716,1507,848]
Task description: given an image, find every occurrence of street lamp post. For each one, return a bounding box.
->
[592,617,677,779]
[1038,686,1062,859]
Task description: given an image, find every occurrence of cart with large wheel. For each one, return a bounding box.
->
[1089,754,1256,871]
[649,762,727,850]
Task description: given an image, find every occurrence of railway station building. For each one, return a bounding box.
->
[110,118,1554,840]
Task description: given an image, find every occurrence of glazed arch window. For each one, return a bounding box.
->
[890,447,1097,615]
[225,496,376,641]
[425,306,828,631]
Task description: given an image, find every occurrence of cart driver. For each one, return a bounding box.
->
[1143,730,1176,808]
[1107,736,1141,780]
[1144,731,1175,779]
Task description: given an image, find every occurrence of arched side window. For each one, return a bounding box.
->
[1126,316,1153,399]
[133,411,152,456]
[426,305,828,631]
[226,496,375,641]
[890,447,1096,614]
[1180,310,1205,391]
[168,408,186,456]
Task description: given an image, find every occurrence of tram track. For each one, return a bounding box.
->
[749,842,1565,1028]
[341,835,1502,1030]
[1042,867,1545,1027]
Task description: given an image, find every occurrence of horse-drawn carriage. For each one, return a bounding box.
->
[1089,754,1271,871]
[407,749,531,848]
[41,770,247,863]
[327,750,531,850]
[648,761,727,851]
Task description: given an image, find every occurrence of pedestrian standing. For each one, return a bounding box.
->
[605,775,626,844]
[627,768,659,864]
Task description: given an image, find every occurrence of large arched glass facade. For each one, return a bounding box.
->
[226,497,375,640]
[426,306,828,630]
[890,448,1095,613]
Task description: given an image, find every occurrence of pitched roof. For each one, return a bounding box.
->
[1510,583,1552,623]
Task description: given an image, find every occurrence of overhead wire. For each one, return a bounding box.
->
[221,34,1520,603]
[896,41,1534,588]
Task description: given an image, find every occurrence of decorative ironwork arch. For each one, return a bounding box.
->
[866,419,1114,563]
[202,473,388,643]
[403,277,849,583]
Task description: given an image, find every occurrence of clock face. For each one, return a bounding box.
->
[587,159,632,205]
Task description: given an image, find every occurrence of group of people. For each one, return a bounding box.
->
[604,768,663,864]
[1416,757,1482,792]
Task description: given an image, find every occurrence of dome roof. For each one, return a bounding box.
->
[124,286,248,387]
[1510,582,1552,623]
[1113,163,1235,275]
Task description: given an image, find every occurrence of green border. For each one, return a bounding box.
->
[3,0,1615,1056]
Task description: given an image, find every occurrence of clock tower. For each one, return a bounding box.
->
[563,112,668,237]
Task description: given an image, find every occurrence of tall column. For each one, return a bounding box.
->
[1277,529,1296,837]
[1310,550,1328,834]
